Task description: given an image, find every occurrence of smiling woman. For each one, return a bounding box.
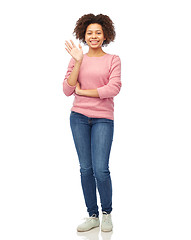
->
[73,13,116,48]
[85,23,106,51]
[63,13,121,233]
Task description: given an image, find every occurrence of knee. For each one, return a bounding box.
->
[80,167,94,177]
[94,167,110,182]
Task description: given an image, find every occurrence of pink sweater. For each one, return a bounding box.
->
[63,53,121,120]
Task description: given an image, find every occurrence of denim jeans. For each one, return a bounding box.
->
[70,111,114,217]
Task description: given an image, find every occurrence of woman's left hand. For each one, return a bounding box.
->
[75,82,99,98]
[75,82,82,95]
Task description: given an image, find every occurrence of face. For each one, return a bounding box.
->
[85,23,106,49]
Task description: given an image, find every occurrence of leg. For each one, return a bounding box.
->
[70,112,98,216]
[91,118,114,214]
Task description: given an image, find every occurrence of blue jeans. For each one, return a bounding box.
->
[70,111,114,217]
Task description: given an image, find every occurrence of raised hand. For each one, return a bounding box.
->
[65,40,83,63]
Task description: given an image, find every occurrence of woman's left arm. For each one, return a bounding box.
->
[75,55,121,99]
[75,82,99,98]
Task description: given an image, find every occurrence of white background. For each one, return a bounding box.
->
[0,0,191,239]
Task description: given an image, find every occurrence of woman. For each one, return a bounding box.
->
[63,13,121,232]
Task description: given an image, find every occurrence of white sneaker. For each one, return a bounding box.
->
[77,215,100,232]
[101,212,113,232]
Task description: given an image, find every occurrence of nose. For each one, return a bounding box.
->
[92,33,96,38]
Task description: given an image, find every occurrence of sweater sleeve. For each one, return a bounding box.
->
[63,58,76,96]
[97,55,121,99]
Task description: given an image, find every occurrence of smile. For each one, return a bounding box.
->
[90,40,99,45]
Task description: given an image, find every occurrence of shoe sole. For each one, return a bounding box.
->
[77,225,100,232]
[101,227,113,232]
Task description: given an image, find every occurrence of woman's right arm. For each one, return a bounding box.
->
[63,40,83,96]
[66,60,82,86]
[65,40,83,87]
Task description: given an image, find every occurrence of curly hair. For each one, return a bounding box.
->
[73,14,116,46]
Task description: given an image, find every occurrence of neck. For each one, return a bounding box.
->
[87,47,106,57]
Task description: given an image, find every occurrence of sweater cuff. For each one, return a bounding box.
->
[65,80,76,89]
[63,80,76,96]
[97,86,107,99]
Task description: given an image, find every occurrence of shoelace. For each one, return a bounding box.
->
[83,214,98,222]
[102,212,111,223]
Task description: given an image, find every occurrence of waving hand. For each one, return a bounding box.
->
[65,40,83,63]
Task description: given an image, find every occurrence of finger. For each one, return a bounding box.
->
[65,42,72,51]
[65,40,71,47]
[65,40,72,50]
[79,43,82,49]
[65,44,70,51]
[65,47,72,56]
[65,45,72,54]
[70,40,76,48]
